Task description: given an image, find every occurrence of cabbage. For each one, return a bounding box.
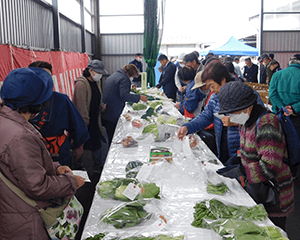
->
[97,181,115,199]
[142,124,158,134]
[164,116,177,125]
[115,185,129,201]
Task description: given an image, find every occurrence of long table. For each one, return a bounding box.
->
[81,91,277,239]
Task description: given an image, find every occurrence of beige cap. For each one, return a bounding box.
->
[191,71,205,90]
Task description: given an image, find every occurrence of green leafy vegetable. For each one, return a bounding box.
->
[142,124,158,135]
[192,199,268,228]
[84,233,108,240]
[132,103,147,111]
[149,101,163,109]
[115,185,129,201]
[137,183,161,199]
[101,201,150,229]
[206,181,229,195]
[164,116,177,125]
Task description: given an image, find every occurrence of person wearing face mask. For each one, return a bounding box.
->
[102,64,148,144]
[0,68,85,239]
[174,53,187,102]
[73,59,109,179]
[216,81,294,231]
[28,61,89,170]
[129,53,143,87]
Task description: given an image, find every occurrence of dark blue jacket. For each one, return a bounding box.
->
[183,93,240,159]
[180,79,205,114]
[102,68,140,123]
[129,59,143,82]
[243,63,258,83]
[30,92,90,166]
[160,61,177,100]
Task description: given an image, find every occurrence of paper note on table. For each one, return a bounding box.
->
[122,182,141,201]
[136,163,154,182]
[72,170,91,182]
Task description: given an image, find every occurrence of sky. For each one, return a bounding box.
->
[162,0,261,44]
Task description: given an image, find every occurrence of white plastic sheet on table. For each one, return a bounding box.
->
[81,93,278,240]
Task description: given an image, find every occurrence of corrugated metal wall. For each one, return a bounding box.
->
[101,33,144,74]
[0,0,54,49]
[60,15,82,52]
[0,0,94,54]
[262,31,300,68]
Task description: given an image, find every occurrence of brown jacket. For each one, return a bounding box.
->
[0,106,77,240]
[73,75,105,136]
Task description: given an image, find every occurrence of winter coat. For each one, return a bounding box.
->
[0,106,77,240]
[239,104,294,216]
[129,59,143,83]
[183,93,240,159]
[269,63,300,114]
[243,63,258,83]
[73,75,105,136]
[160,61,177,100]
[179,79,205,116]
[102,69,140,123]
[31,92,89,166]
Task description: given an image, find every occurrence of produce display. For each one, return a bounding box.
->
[100,201,150,229]
[192,199,268,228]
[206,181,229,195]
[97,178,161,201]
[83,88,288,240]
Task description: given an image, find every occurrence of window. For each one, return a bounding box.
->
[58,0,80,24]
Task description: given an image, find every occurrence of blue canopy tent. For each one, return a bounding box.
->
[200,36,259,56]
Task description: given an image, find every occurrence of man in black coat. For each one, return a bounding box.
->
[243,57,258,83]
[129,53,143,87]
[156,54,177,101]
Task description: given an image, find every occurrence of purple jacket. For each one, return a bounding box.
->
[0,106,77,240]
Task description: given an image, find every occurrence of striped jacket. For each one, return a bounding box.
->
[240,112,294,217]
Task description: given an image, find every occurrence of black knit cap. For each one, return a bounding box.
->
[218,81,257,114]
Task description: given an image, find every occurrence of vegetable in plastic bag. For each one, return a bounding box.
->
[206,181,229,195]
[122,235,184,240]
[142,124,158,135]
[125,161,144,178]
[100,201,151,229]
[132,103,147,111]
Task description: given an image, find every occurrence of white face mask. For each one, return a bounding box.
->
[262,62,267,67]
[137,58,142,62]
[130,77,134,81]
[179,63,185,68]
[229,109,250,125]
[93,72,102,82]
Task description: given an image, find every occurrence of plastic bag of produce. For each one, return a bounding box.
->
[97,177,161,201]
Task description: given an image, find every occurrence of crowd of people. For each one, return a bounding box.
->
[0,50,299,239]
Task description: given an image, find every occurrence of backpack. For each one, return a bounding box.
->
[255,107,300,166]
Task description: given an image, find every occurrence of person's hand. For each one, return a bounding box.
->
[101,103,106,111]
[74,175,85,189]
[216,165,245,179]
[221,116,238,127]
[177,126,188,140]
[156,84,161,89]
[174,102,180,109]
[179,86,186,92]
[285,106,293,116]
[73,146,83,160]
[140,95,148,102]
[57,165,73,175]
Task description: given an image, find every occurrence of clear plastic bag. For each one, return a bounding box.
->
[97,177,161,202]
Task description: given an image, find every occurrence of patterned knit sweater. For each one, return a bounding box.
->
[240,110,294,217]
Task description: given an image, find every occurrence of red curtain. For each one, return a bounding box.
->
[0,44,89,99]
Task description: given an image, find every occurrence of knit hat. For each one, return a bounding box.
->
[88,59,108,74]
[1,67,53,109]
[191,71,205,90]
[218,81,257,114]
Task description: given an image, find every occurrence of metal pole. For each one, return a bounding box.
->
[260,0,264,55]
[80,0,86,53]
[94,0,101,59]
[52,0,60,51]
